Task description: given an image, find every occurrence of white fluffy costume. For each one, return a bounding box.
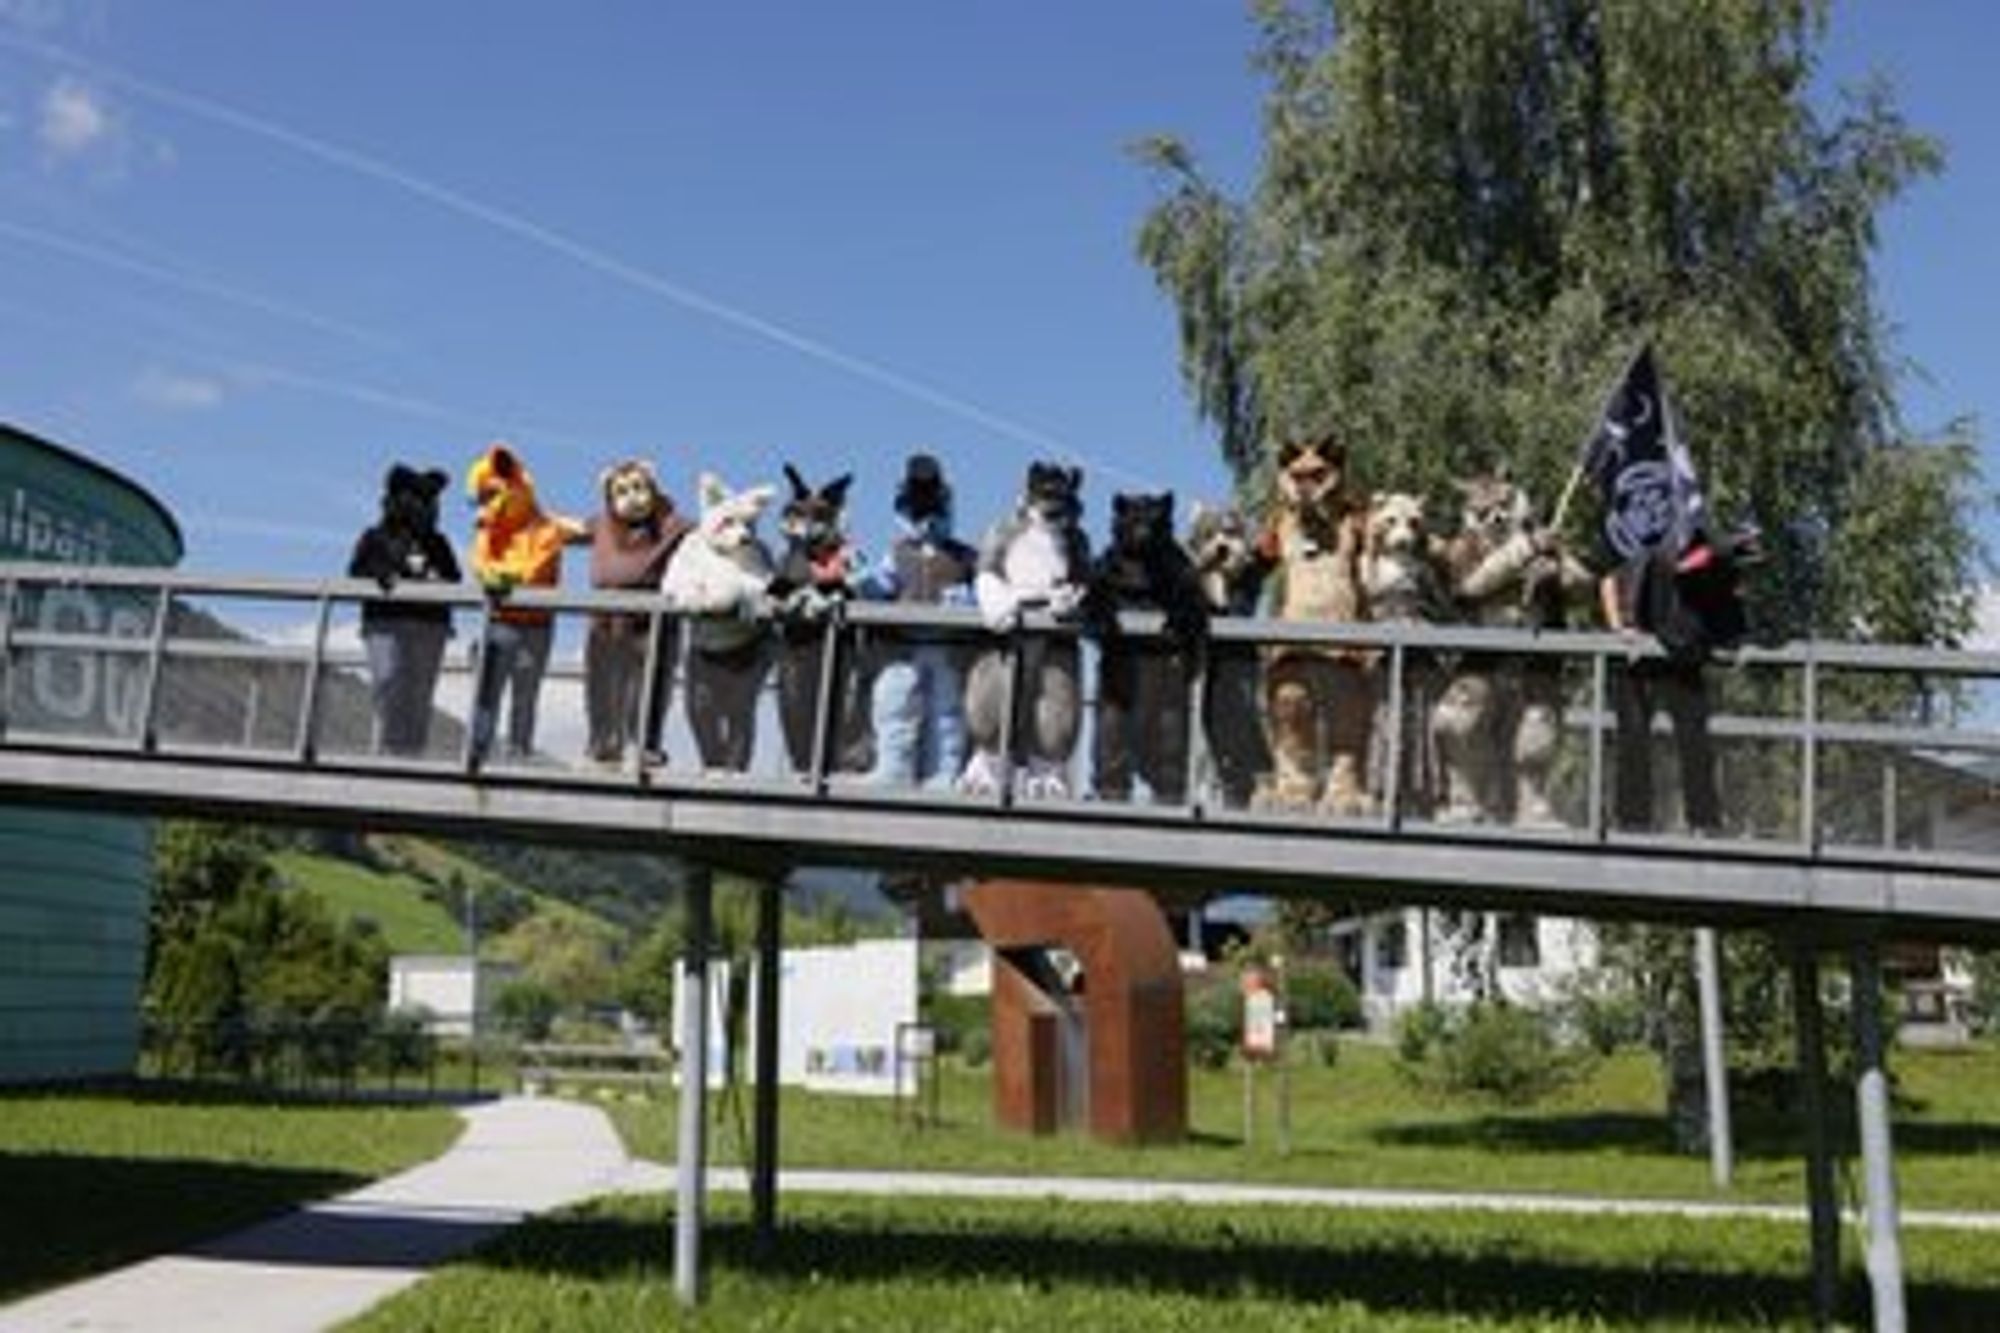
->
[959,462,1092,799]
[661,473,777,772]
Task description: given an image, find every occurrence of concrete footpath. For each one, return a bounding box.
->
[620,1161,2000,1232]
[0,1096,630,1333]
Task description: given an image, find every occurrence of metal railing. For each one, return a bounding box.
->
[0,560,1996,880]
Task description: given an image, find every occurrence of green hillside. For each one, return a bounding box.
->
[271,849,465,955]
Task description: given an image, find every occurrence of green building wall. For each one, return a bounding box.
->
[0,423,181,1084]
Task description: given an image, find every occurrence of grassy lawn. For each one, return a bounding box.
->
[342,1190,2000,1332]
[272,849,466,954]
[603,1040,2000,1212]
[0,1084,460,1302]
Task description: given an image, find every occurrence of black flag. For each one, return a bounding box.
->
[1581,344,1706,563]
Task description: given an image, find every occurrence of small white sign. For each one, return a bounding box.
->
[1243,987,1278,1058]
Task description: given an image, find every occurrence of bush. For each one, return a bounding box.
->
[1283,961,1363,1032]
[492,979,559,1041]
[924,992,989,1058]
[1971,951,2000,1038]
[1185,978,1239,1069]
[959,1025,992,1069]
[1397,1001,1592,1104]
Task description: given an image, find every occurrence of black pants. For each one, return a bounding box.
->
[1094,644,1191,804]
[1615,660,1719,832]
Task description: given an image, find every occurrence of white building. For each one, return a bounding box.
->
[387,955,520,1036]
[1328,909,1600,1032]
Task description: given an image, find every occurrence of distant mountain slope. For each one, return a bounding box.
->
[271,849,464,955]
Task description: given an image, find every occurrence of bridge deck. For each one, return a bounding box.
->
[0,561,1994,936]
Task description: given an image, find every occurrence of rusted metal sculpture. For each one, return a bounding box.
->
[962,879,1186,1144]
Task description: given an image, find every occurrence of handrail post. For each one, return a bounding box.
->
[293,593,333,763]
[1382,639,1406,832]
[131,582,174,752]
[1799,649,1820,854]
[461,599,494,775]
[807,609,842,794]
[1183,632,1211,815]
[1587,650,1609,841]
[995,630,1023,809]
[0,574,18,739]
[633,604,667,782]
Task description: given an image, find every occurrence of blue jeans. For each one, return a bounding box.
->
[868,644,966,788]
[471,619,552,762]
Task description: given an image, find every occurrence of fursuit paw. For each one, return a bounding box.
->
[956,750,1007,796]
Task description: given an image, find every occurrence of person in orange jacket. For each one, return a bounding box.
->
[465,442,585,763]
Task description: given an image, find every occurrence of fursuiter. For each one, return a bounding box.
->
[465,443,586,764]
[959,461,1093,799]
[348,464,461,756]
[864,453,978,789]
[773,465,872,776]
[1256,434,1374,816]
[585,459,693,766]
[1360,491,1451,817]
[1430,472,1594,826]
[1090,491,1208,805]
[661,473,779,772]
[1185,502,1271,809]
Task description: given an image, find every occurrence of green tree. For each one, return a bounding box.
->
[1137,0,1981,644]
[1137,0,1987,1149]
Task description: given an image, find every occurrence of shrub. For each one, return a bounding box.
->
[1971,951,2000,1038]
[1396,1001,1592,1104]
[924,992,989,1058]
[492,979,559,1041]
[1184,977,1239,1069]
[1283,961,1363,1032]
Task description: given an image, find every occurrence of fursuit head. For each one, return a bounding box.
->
[660,473,777,615]
[1362,491,1446,625]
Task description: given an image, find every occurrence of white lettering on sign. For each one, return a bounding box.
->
[0,488,115,566]
[24,586,150,734]
[1,484,151,735]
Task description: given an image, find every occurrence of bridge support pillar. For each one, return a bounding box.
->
[752,873,782,1259]
[1790,938,1839,1329]
[1693,927,1733,1188]
[1851,939,1906,1333]
[673,864,713,1308]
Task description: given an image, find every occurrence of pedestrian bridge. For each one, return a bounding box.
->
[0,559,1994,938]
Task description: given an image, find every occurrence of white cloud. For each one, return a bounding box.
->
[39,74,107,155]
[132,365,225,410]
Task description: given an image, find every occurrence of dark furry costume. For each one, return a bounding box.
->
[773,465,873,775]
[348,464,460,755]
[1089,492,1208,804]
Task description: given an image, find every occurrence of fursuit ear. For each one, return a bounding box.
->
[783,464,810,502]
[698,472,729,512]
[1066,465,1083,495]
[490,444,519,480]
[417,468,448,498]
[1112,493,1131,516]
[1160,490,1175,523]
[386,464,418,495]
[598,463,619,502]
[738,484,779,514]
[823,473,854,508]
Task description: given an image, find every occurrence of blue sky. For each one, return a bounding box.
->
[0,2,1991,579]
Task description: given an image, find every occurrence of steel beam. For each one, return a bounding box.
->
[674,866,713,1308]
[1790,938,1840,1329]
[1851,939,1906,1333]
[1694,927,1733,1189]
[752,873,782,1259]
